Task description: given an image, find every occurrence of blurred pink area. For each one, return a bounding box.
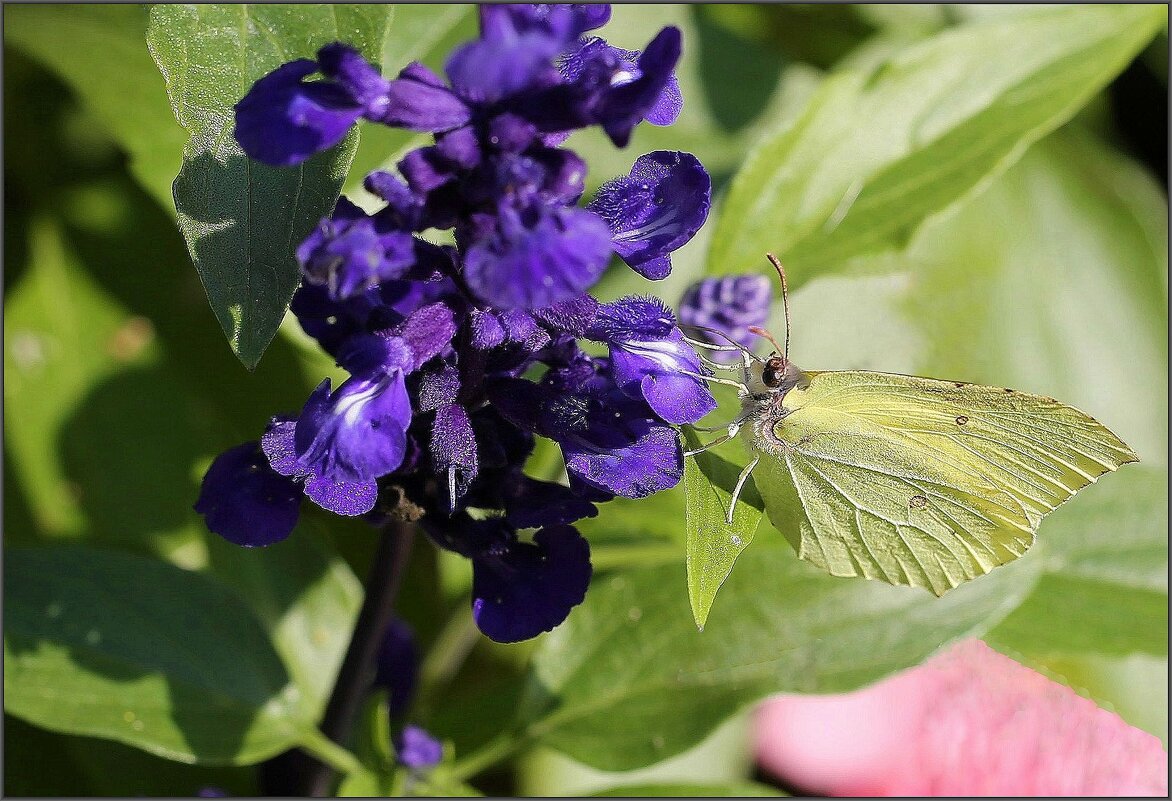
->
[754,639,1167,796]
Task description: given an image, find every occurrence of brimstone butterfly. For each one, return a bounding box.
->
[683,255,1137,595]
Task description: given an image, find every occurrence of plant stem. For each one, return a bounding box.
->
[299,520,416,796]
[298,728,366,777]
[448,731,528,782]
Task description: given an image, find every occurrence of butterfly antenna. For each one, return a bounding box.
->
[765,253,791,361]
[747,325,784,358]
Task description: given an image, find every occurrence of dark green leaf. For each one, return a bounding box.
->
[708,5,1165,283]
[145,5,393,368]
[683,429,764,628]
[522,541,1038,770]
[4,546,313,764]
[204,526,363,719]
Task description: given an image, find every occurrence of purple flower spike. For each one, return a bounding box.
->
[472,524,592,643]
[297,198,416,300]
[588,151,711,281]
[295,371,412,485]
[678,274,773,362]
[234,59,362,167]
[194,442,301,547]
[397,724,444,770]
[588,296,716,425]
[463,204,613,309]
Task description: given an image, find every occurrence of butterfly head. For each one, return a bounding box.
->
[744,351,807,399]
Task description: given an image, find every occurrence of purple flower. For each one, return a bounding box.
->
[194,442,301,547]
[470,521,592,643]
[296,197,417,300]
[554,27,683,146]
[678,274,773,362]
[587,151,710,280]
[418,365,478,509]
[262,417,378,516]
[234,60,361,167]
[295,303,458,484]
[502,472,598,528]
[462,202,613,309]
[379,62,472,132]
[491,357,685,498]
[234,45,393,167]
[447,8,568,105]
[480,4,611,41]
[295,368,412,485]
[588,296,716,425]
[397,724,444,770]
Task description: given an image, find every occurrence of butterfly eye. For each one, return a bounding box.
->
[762,360,785,388]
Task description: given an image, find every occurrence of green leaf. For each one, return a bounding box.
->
[903,129,1168,465]
[4,214,164,542]
[984,466,1167,659]
[682,429,764,628]
[145,5,393,369]
[4,546,312,765]
[204,526,363,719]
[522,541,1038,771]
[592,782,784,797]
[708,4,1165,282]
[3,5,186,211]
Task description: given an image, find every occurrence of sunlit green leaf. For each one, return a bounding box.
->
[146,5,393,368]
[985,466,1167,659]
[709,4,1165,280]
[522,541,1038,770]
[683,429,764,628]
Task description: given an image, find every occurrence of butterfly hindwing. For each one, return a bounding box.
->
[752,371,1137,594]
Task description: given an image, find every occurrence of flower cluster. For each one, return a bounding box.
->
[196,4,714,643]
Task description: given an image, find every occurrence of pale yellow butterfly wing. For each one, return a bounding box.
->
[752,370,1137,595]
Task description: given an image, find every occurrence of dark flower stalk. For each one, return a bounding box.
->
[199,3,715,648]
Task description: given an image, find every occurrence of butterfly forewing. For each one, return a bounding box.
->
[753,371,1137,594]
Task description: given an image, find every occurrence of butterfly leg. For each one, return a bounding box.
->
[726,456,760,525]
[684,432,731,456]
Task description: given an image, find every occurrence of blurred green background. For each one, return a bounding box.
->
[4,4,1166,796]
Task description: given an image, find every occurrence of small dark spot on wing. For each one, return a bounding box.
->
[1004,388,1015,393]
[909,494,928,509]
[954,381,968,388]
[955,415,969,426]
